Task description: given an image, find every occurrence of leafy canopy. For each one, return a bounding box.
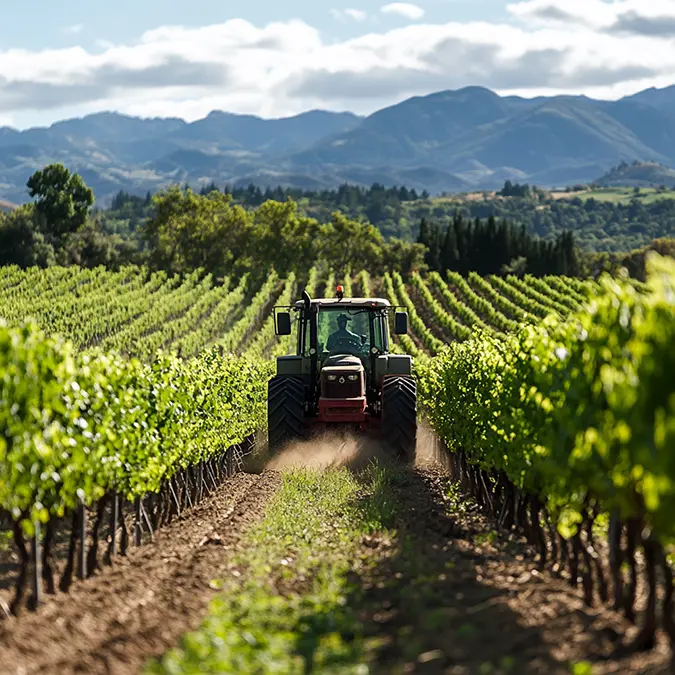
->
[27,163,94,241]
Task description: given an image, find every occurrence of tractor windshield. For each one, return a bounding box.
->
[303,307,386,357]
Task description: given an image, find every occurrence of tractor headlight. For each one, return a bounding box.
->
[347,375,358,381]
[327,375,337,381]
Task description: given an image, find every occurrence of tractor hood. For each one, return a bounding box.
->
[320,354,365,399]
[323,354,363,368]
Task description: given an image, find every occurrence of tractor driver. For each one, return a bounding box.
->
[326,314,361,352]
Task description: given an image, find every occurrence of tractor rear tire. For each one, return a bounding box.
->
[381,376,417,464]
[268,376,305,453]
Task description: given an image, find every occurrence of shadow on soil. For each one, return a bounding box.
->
[340,467,564,675]
[257,425,645,674]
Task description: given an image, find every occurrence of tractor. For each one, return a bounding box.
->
[267,283,417,462]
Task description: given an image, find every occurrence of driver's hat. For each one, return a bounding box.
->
[337,314,351,322]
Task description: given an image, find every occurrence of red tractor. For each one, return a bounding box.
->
[267,284,417,462]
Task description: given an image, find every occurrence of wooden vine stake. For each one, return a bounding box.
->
[111,492,119,557]
[227,446,234,477]
[134,497,142,546]
[140,501,154,541]
[29,521,42,610]
[77,495,87,580]
[2,434,252,614]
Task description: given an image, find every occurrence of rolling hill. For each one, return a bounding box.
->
[3,84,675,203]
[592,161,675,188]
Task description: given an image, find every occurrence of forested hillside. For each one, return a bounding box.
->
[0,166,590,280]
[593,160,675,188]
[100,180,675,256]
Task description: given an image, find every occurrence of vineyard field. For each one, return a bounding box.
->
[1,259,674,675]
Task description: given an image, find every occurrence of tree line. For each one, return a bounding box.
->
[1,164,671,282]
[0,165,425,281]
[143,185,425,282]
[102,182,429,241]
[99,178,675,253]
[188,179,675,253]
[216,182,429,207]
[417,214,579,277]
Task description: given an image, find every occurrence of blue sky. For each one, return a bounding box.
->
[0,0,673,129]
[0,1,510,50]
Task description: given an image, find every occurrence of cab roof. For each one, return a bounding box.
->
[293,297,391,309]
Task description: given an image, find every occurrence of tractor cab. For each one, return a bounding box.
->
[268,284,417,462]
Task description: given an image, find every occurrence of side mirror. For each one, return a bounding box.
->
[394,311,408,335]
[276,311,292,336]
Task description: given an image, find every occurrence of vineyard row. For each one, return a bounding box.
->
[417,255,675,651]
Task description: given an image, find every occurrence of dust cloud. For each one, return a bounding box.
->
[413,421,444,467]
[249,431,392,473]
[243,421,444,474]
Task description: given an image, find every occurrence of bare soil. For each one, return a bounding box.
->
[0,471,281,675]
[349,463,673,674]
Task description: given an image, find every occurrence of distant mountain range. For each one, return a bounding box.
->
[3,84,675,204]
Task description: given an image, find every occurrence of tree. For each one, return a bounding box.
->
[499,180,531,198]
[143,186,253,278]
[620,237,675,281]
[317,211,384,275]
[26,163,94,243]
[61,220,139,269]
[501,256,527,276]
[0,205,55,267]
[251,199,321,276]
[381,238,427,276]
[439,217,459,270]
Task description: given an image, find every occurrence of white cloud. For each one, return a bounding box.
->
[381,3,425,20]
[330,8,368,22]
[1,1,675,127]
[508,0,675,33]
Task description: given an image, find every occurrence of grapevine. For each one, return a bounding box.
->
[487,274,553,318]
[445,270,519,333]
[467,272,532,323]
[382,272,424,358]
[505,274,571,315]
[0,321,271,531]
[410,272,473,341]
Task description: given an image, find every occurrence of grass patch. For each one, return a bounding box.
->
[569,187,675,203]
[145,462,402,674]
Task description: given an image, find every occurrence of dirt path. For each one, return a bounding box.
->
[350,464,672,674]
[0,471,281,675]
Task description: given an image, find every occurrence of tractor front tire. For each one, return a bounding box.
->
[268,376,305,453]
[381,376,417,464]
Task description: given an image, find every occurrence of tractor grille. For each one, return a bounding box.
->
[321,371,364,399]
